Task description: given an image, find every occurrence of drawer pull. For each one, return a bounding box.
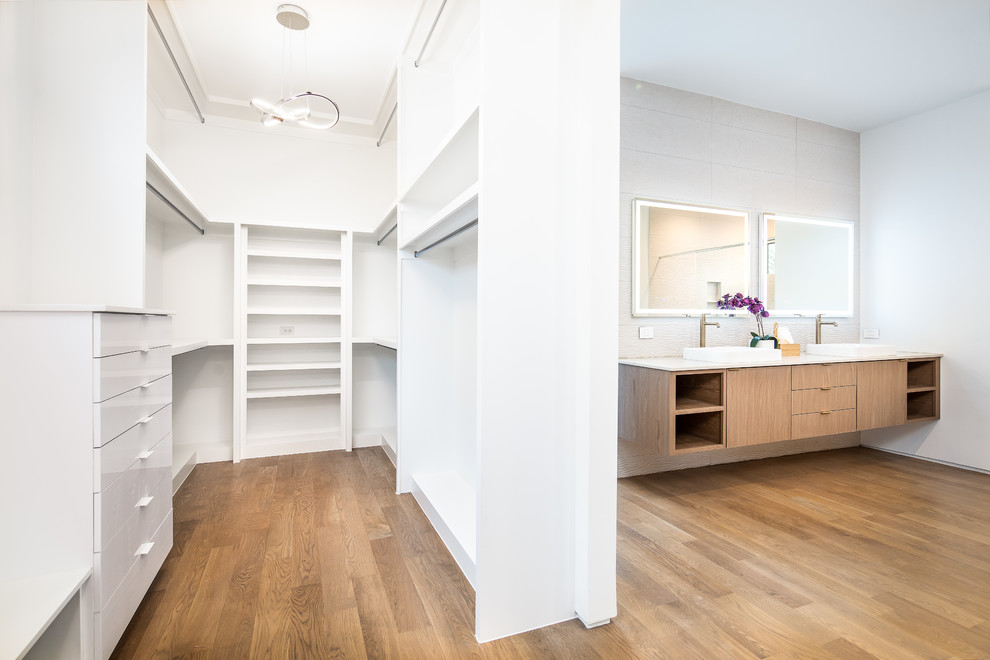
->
[140,382,153,389]
[134,542,155,557]
[820,410,832,415]
[135,449,154,460]
[138,415,154,425]
[140,348,150,354]
[135,495,154,508]
[820,386,832,391]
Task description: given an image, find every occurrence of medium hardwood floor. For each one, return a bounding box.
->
[112,447,990,659]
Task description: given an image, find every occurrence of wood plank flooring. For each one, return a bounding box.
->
[112,447,990,659]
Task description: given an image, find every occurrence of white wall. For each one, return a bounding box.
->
[158,119,396,231]
[860,90,990,472]
[0,1,147,306]
[620,79,862,356]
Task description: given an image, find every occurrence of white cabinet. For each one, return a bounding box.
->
[0,308,174,660]
[235,225,350,459]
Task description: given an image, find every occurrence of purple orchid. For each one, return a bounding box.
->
[716,293,776,347]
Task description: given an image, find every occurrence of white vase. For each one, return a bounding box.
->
[754,340,776,349]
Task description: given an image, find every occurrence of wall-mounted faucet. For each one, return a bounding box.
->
[700,313,720,347]
[816,314,838,344]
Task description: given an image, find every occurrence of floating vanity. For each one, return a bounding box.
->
[617,351,940,477]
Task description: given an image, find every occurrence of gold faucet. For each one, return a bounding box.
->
[700,313,720,347]
[816,314,838,344]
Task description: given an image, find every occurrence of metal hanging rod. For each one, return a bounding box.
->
[376,103,397,147]
[148,5,205,124]
[414,0,448,67]
[377,223,398,246]
[146,183,205,235]
[414,218,478,258]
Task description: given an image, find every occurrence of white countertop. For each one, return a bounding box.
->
[0,305,172,314]
[0,568,92,660]
[620,350,942,372]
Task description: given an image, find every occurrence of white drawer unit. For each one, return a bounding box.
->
[90,311,174,660]
[0,308,173,660]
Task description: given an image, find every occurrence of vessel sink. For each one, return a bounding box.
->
[682,346,783,363]
[804,343,898,357]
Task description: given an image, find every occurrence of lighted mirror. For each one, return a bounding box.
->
[761,213,854,316]
[633,199,750,316]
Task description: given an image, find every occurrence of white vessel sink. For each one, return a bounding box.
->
[682,346,783,363]
[804,343,898,358]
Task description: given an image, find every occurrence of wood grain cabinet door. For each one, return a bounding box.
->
[618,364,669,458]
[726,367,792,447]
[857,360,907,430]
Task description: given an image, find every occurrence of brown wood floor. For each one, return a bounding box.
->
[112,446,990,659]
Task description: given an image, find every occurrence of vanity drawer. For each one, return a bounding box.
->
[95,433,171,550]
[93,472,172,608]
[792,409,857,440]
[93,346,171,402]
[95,511,172,660]
[93,313,170,358]
[93,374,171,447]
[791,386,857,415]
[791,363,857,390]
[95,406,171,491]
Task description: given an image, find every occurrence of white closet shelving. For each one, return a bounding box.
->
[236,225,350,460]
[145,146,235,490]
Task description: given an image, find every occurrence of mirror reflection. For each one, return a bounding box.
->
[762,213,853,316]
[633,199,749,315]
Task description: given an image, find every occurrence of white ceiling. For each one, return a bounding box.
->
[621,0,990,132]
[150,0,421,137]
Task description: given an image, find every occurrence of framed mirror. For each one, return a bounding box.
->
[633,199,750,316]
[761,213,854,316]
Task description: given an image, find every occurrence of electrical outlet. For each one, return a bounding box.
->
[279,326,296,336]
[639,326,654,339]
[863,328,880,339]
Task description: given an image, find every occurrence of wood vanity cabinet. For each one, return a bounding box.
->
[857,360,907,430]
[791,363,857,439]
[617,364,668,458]
[725,367,791,447]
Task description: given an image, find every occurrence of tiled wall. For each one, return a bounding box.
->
[619,78,862,357]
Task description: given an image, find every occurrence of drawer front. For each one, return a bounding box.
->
[93,313,170,358]
[94,472,172,607]
[93,374,172,447]
[95,511,172,660]
[93,346,172,402]
[95,433,171,549]
[792,363,857,390]
[791,386,857,415]
[95,407,172,492]
[792,409,857,440]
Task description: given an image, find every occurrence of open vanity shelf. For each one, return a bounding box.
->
[906,358,939,422]
[671,371,726,453]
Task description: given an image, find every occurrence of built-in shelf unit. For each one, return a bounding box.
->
[672,371,726,453]
[236,225,350,460]
[906,358,939,422]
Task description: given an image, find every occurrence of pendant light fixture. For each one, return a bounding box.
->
[250,4,340,130]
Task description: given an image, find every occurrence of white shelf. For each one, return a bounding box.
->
[246,337,342,345]
[411,472,477,586]
[246,248,341,261]
[246,385,342,399]
[375,202,399,244]
[146,147,208,234]
[172,338,234,356]
[247,308,341,316]
[399,182,479,254]
[246,279,342,288]
[0,568,92,660]
[400,105,479,208]
[353,336,398,350]
[246,361,341,372]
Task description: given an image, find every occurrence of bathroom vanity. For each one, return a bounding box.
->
[618,352,940,477]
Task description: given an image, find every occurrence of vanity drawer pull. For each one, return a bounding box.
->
[820,386,832,391]
[135,449,154,460]
[134,542,155,557]
[135,495,154,508]
[820,410,832,415]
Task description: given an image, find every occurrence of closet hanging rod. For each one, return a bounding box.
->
[376,103,397,147]
[148,5,205,124]
[146,183,206,235]
[414,0,448,67]
[414,218,477,258]
[377,223,398,246]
